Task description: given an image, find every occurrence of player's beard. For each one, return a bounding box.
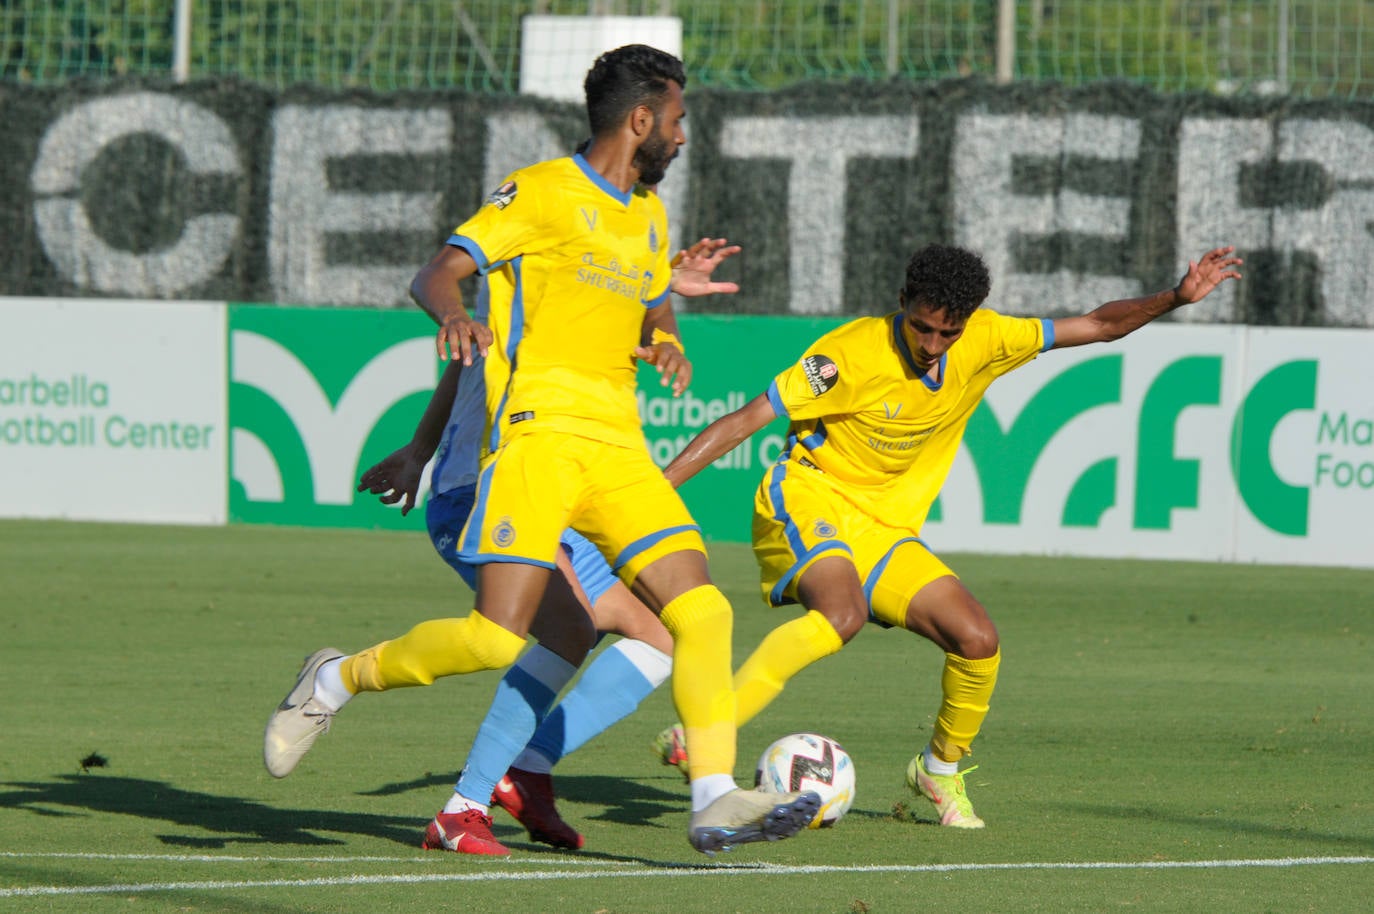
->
[634,127,677,187]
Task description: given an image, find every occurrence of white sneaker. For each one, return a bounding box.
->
[263,648,344,778]
[688,788,821,855]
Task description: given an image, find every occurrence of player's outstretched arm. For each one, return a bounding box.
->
[410,245,493,364]
[670,237,741,297]
[356,360,462,515]
[1051,245,1243,349]
[663,393,776,488]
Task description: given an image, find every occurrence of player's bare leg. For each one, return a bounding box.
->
[902,574,999,828]
[736,557,861,725]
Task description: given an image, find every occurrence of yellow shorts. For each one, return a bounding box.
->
[458,429,705,586]
[752,458,955,628]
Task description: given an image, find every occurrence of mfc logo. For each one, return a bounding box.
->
[949,353,1318,537]
[228,307,439,528]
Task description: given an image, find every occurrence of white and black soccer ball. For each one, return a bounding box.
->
[754,732,856,828]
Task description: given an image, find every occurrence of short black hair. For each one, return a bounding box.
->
[902,244,991,322]
[584,44,687,138]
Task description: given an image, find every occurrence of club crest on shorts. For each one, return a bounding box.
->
[487,180,517,210]
[491,517,517,548]
[801,355,840,396]
[813,519,837,538]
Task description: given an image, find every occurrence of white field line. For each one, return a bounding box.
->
[0,855,1371,898]
[0,852,630,866]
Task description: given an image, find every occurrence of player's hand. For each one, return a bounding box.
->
[669,237,741,298]
[436,314,492,364]
[1175,246,1243,304]
[357,443,428,515]
[634,342,693,397]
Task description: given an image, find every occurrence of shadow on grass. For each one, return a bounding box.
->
[0,772,850,868]
[0,774,422,849]
[361,771,688,829]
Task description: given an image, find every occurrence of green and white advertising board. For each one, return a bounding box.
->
[921,324,1370,567]
[227,305,440,530]
[3,298,1371,569]
[0,297,226,525]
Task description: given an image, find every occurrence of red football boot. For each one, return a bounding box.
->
[491,767,584,850]
[421,808,510,856]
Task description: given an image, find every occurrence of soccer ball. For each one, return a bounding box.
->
[754,732,855,828]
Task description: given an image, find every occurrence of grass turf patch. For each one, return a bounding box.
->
[1,519,1371,912]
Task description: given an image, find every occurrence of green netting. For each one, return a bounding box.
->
[2,1,1372,98]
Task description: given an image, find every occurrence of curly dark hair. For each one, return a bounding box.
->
[584,45,687,138]
[901,244,991,321]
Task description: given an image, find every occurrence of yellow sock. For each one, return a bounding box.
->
[930,648,1001,763]
[340,612,527,693]
[734,610,844,728]
[659,585,736,781]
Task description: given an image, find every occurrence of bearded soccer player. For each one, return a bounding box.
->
[263,44,819,856]
[655,242,1242,828]
[338,237,741,855]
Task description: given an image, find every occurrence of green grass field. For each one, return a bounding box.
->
[2,518,1372,913]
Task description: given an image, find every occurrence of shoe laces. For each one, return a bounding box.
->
[302,701,335,733]
[457,808,495,829]
[948,764,978,793]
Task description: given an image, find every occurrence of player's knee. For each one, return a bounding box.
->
[953,620,999,660]
[820,602,866,642]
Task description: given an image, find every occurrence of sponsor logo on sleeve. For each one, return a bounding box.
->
[801,355,839,396]
[487,181,517,210]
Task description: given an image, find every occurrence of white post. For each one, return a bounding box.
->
[1276,0,1290,92]
[887,0,899,77]
[172,0,192,83]
[995,0,1015,84]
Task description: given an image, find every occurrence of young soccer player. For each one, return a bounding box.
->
[263,44,819,856]
[655,242,1242,828]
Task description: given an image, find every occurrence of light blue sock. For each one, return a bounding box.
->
[454,645,576,804]
[518,639,671,770]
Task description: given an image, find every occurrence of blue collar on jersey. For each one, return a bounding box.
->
[572,153,634,206]
[890,313,946,390]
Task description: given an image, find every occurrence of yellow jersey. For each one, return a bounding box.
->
[448,154,674,451]
[766,309,1052,530]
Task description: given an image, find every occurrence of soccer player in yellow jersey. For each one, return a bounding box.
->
[658,242,1242,828]
[263,44,819,857]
